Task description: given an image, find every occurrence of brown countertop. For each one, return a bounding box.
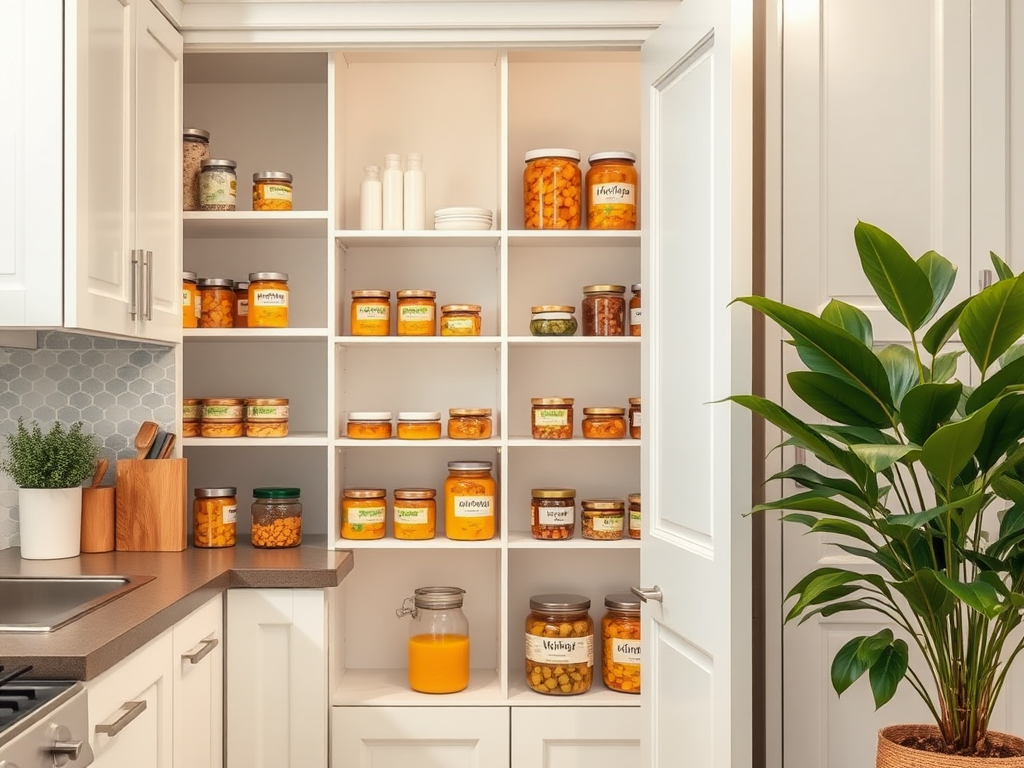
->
[0,536,353,680]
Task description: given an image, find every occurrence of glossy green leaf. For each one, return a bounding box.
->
[786,570,868,621]
[923,297,971,356]
[891,570,954,620]
[869,640,909,709]
[921,400,1000,492]
[1001,344,1024,368]
[726,395,846,468]
[850,444,920,473]
[966,356,1024,414]
[857,628,896,666]
[886,493,984,530]
[809,518,874,546]
[960,275,1024,375]
[974,395,1024,470]
[788,371,890,428]
[931,350,964,383]
[831,635,872,696]
[834,544,902,578]
[933,572,1006,619]
[786,567,854,601]
[821,299,873,347]
[993,476,1024,504]
[769,465,871,510]
[799,600,877,625]
[756,491,870,522]
[900,382,963,445]
[816,425,899,446]
[854,221,933,332]
[992,251,1015,281]
[779,513,818,528]
[917,250,957,323]
[876,345,920,407]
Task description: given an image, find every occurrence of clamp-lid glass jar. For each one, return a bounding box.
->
[523,149,582,230]
[251,487,302,548]
[531,397,574,440]
[397,412,442,440]
[447,408,493,440]
[397,289,436,336]
[182,271,199,329]
[601,593,641,693]
[529,305,578,336]
[531,488,576,540]
[628,397,641,439]
[585,151,638,230]
[628,493,641,540]
[581,499,625,540]
[248,272,289,328]
[183,128,210,211]
[393,488,437,540]
[346,412,393,439]
[193,487,237,548]
[582,284,626,336]
[350,290,391,336]
[440,305,482,336]
[581,407,626,439]
[629,283,641,336]
[397,586,470,694]
[233,281,249,328]
[199,158,237,211]
[341,488,386,540]
[526,594,594,695]
[252,171,293,211]
[444,460,496,541]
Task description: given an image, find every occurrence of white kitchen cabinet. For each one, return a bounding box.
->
[512,707,642,767]
[173,594,224,768]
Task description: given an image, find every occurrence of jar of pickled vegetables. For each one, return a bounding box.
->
[346,412,393,439]
[351,290,391,336]
[628,397,641,439]
[628,493,641,540]
[251,487,302,548]
[201,398,244,438]
[245,398,289,438]
[182,398,202,438]
[252,171,293,211]
[531,397,574,440]
[396,586,470,694]
[341,488,386,540]
[447,408,493,440]
[523,149,582,230]
[582,285,626,336]
[531,488,575,540]
[248,272,289,328]
[182,272,199,329]
[193,487,237,548]
[233,281,249,328]
[529,305,578,336]
[585,151,638,230]
[397,289,436,336]
[440,304,482,336]
[526,594,593,695]
[629,283,641,336]
[444,460,496,541]
[581,407,626,439]
[601,593,641,693]
[581,499,624,540]
[397,412,442,440]
[198,278,235,328]
[393,488,437,540]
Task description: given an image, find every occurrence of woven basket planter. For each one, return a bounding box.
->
[877,725,1024,767]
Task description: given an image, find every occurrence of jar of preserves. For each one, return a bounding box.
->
[199,158,237,211]
[251,487,302,547]
[447,408,492,440]
[252,171,293,212]
[341,488,386,540]
[440,304,481,336]
[601,593,641,693]
[582,285,626,336]
[396,586,469,694]
[193,487,237,548]
[629,283,641,336]
[531,397,574,440]
[248,272,289,328]
[393,488,437,540]
[523,149,582,230]
[350,290,391,336]
[183,128,210,211]
[233,281,249,328]
[182,398,202,438]
[628,493,641,540]
[628,397,641,439]
[346,412,393,439]
[397,289,436,336]
[529,305,577,336]
[245,398,289,438]
[198,278,235,328]
[531,488,576,540]
[525,594,593,695]
[444,460,496,541]
[585,151,638,230]
[581,407,626,439]
[201,398,244,438]
[581,499,624,540]
[397,412,442,440]
[182,272,199,328]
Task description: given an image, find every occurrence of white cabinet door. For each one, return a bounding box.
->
[173,594,224,768]
[512,707,641,767]
[226,589,328,768]
[332,707,509,768]
[639,0,753,766]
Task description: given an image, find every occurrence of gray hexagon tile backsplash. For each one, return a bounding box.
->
[0,331,176,550]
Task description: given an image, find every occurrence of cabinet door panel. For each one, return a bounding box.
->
[173,594,223,768]
[512,707,641,768]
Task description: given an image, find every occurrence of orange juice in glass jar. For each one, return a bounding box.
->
[444,460,495,541]
[397,586,470,694]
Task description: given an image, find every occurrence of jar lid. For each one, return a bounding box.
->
[198,278,234,289]
[234,281,250,290]
[628,397,641,405]
[183,271,198,282]
[343,488,386,499]
[583,407,625,416]
[604,592,641,611]
[441,304,481,313]
[201,158,237,169]
[587,150,637,163]
[628,493,641,504]
[204,398,243,405]
[582,284,626,294]
[184,128,211,140]
[253,171,293,183]
[351,289,391,299]
[531,305,575,314]
[348,411,393,421]
[245,398,288,406]
[531,397,574,406]
[447,460,492,471]
[397,289,436,299]
[194,487,236,498]
[529,593,591,612]
[398,411,441,421]
[249,272,289,282]
[631,283,641,292]
[412,586,465,610]
[524,148,581,162]
[394,488,437,500]
[531,312,573,320]
[182,398,202,405]
[582,499,625,511]
[532,488,576,499]
[449,408,492,417]
[253,487,301,498]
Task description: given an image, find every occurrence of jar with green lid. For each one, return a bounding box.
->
[531,488,576,540]
[251,487,302,548]
[193,487,237,548]
[529,305,578,336]
[526,593,594,695]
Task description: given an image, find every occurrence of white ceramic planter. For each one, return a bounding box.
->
[18,486,83,560]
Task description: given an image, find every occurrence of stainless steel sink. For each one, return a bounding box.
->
[0,575,154,632]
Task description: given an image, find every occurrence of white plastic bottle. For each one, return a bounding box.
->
[403,152,426,230]
[359,165,383,230]
[381,153,404,230]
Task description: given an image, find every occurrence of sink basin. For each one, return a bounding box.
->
[0,575,154,632]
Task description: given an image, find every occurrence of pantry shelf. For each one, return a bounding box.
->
[334,230,501,249]
[182,433,331,447]
[184,328,331,341]
[333,668,502,707]
[506,680,641,708]
[334,437,502,449]
[506,438,641,448]
[333,336,501,347]
[507,230,641,248]
[331,536,504,550]
[507,336,640,347]
[183,210,330,238]
[506,533,640,550]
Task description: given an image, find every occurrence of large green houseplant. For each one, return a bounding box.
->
[732,223,1024,761]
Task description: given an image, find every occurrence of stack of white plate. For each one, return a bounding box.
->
[434,207,493,231]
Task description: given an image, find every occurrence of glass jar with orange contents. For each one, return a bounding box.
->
[397,412,442,440]
[440,305,481,336]
[198,278,235,328]
[582,407,626,439]
[248,272,289,328]
[396,586,470,694]
[526,594,594,695]
[182,272,199,328]
[351,290,391,336]
[586,151,638,230]
[233,280,249,328]
[397,289,436,336]
[193,487,237,548]
[251,487,302,548]
[523,149,582,230]
[448,408,493,440]
[341,488,387,540]
[444,460,495,541]
[601,593,641,693]
[346,412,393,439]
[393,488,436,540]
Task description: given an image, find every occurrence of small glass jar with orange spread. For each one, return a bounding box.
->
[193,487,237,548]
[628,397,641,439]
[252,171,293,212]
[182,398,202,438]
[248,272,289,328]
[601,593,641,693]
[198,278,235,328]
[341,488,387,540]
[448,408,493,440]
[523,148,582,230]
[585,151,638,230]
[346,412,393,439]
[201,398,244,438]
[393,488,437,540]
[628,493,641,540]
[351,290,391,336]
[397,289,436,336]
[233,281,249,328]
[531,398,574,440]
[581,407,626,439]
[444,460,496,541]
[182,272,199,328]
[397,586,470,694]
[397,412,442,440]
[245,398,289,438]
[440,305,481,336]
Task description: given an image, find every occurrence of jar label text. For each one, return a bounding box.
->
[630,307,642,326]
[222,504,238,524]
[203,405,243,419]
[254,289,289,307]
[247,404,289,419]
[537,505,575,525]
[534,409,569,427]
[629,510,642,530]
[260,184,292,201]
[591,182,635,205]
[395,506,429,524]
[237,299,248,316]
[526,633,594,666]
[454,495,493,518]
[591,514,624,532]
[611,638,642,666]
[182,289,191,307]
[348,505,385,524]
[356,304,390,320]
[400,305,435,321]
[444,317,475,330]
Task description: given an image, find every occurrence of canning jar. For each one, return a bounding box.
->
[581,499,625,540]
[628,493,641,540]
[193,487,237,548]
[525,594,594,695]
[397,289,436,336]
[393,488,437,540]
[233,281,249,328]
[182,272,199,329]
[601,593,641,693]
[199,158,237,211]
[529,305,577,337]
[350,290,391,336]
[251,487,302,547]
[252,171,293,212]
[531,488,576,540]
[629,283,641,336]
[444,460,496,541]
[440,305,482,336]
[346,412,393,439]
[397,412,442,440]
[523,149,582,230]
[341,488,386,540]
[182,398,202,438]
[582,285,626,336]
[448,408,492,440]
[397,586,470,694]
[248,272,289,328]
[585,151,638,230]
[245,398,289,438]
[201,398,244,438]
[531,397,574,440]
[183,128,210,211]
[198,278,235,328]
[582,407,626,439]
[628,397,641,439]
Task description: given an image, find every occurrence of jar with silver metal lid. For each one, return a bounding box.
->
[526,593,594,695]
[253,171,293,211]
[198,278,235,328]
[193,486,237,548]
[183,128,210,211]
[200,158,237,211]
[601,593,641,693]
[396,586,470,694]
[182,271,199,329]
[247,272,289,328]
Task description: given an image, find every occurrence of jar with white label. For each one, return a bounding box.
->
[585,151,638,230]
[444,460,495,541]
[581,499,624,540]
[531,488,575,540]
[199,158,237,211]
[393,488,436,540]
[601,593,641,693]
[526,594,594,695]
[531,397,574,440]
[193,487,237,548]
[628,397,641,439]
[341,488,387,540]
[247,272,289,328]
[629,283,641,336]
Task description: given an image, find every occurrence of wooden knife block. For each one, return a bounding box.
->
[115,458,188,552]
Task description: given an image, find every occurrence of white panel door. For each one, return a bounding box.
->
[640,0,753,766]
[512,707,642,767]
[173,594,223,768]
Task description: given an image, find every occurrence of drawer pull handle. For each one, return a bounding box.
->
[96,700,147,737]
[181,637,219,665]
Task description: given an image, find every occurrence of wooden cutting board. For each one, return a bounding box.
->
[115,458,188,552]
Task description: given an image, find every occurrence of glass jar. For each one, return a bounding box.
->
[628,493,641,540]
[601,593,641,693]
[251,487,302,548]
[444,460,496,541]
[397,412,442,440]
[531,488,576,540]
[447,408,492,440]
[529,305,577,336]
[525,594,594,695]
[582,285,626,336]
[182,398,202,438]
[585,151,638,230]
[531,397,574,440]
[397,289,436,336]
[393,488,437,540]
[523,149,582,230]
[201,398,244,438]
[581,407,626,439]
[199,158,237,211]
[397,586,470,694]
[628,397,641,439]
[183,128,210,211]
[252,171,293,212]
[440,304,482,336]
[233,281,249,328]
[581,499,625,540]
[346,412,393,439]
[182,271,199,328]
[245,398,289,438]
[248,272,289,328]
[193,487,237,548]
[341,488,386,540]
[198,278,235,328]
[629,283,641,336]
[350,290,391,336]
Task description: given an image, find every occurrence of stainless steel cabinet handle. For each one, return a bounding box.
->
[181,637,219,665]
[129,250,141,320]
[95,700,147,737]
[631,585,664,603]
[142,250,153,321]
